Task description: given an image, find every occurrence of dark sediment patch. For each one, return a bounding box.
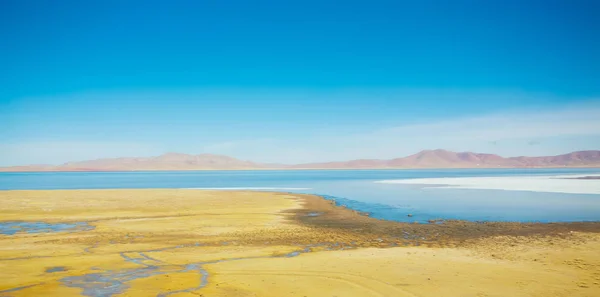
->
[282,193,600,247]
[0,284,40,294]
[561,176,600,180]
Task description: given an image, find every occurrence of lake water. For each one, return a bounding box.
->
[1,168,600,223]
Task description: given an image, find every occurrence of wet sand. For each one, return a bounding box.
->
[1,189,599,296]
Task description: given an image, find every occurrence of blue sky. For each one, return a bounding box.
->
[1,1,599,165]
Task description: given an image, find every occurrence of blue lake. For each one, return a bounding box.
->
[1,168,599,223]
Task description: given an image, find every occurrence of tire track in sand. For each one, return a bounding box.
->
[213,269,418,297]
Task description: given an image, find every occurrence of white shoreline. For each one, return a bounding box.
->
[376,174,600,195]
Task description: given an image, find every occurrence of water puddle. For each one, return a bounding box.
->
[0,221,94,235]
[46,266,67,273]
[59,244,318,297]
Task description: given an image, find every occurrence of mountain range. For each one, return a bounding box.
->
[1,150,599,172]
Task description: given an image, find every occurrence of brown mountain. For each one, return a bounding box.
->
[508,150,600,167]
[289,150,600,169]
[0,153,264,172]
[1,150,599,172]
[61,152,262,170]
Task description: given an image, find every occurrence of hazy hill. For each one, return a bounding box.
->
[289,150,600,169]
[1,153,263,171]
[1,150,599,172]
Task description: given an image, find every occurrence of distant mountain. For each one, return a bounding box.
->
[508,150,600,167]
[288,150,600,169]
[0,153,265,172]
[1,150,599,172]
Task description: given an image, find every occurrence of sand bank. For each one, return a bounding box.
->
[376,173,600,194]
[1,189,599,296]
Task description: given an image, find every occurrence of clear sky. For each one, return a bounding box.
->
[1,0,599,165]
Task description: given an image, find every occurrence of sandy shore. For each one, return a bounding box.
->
[377,174,600,194]
[1,189,599,296]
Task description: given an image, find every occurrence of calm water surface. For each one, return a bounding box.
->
[1,168,599,223]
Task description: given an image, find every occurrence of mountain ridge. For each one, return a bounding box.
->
[1,150,599,172]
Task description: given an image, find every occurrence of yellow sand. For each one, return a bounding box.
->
[1,189,599,297]
[203,235,600,297]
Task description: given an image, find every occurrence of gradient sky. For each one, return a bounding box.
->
[1,0,599,166]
